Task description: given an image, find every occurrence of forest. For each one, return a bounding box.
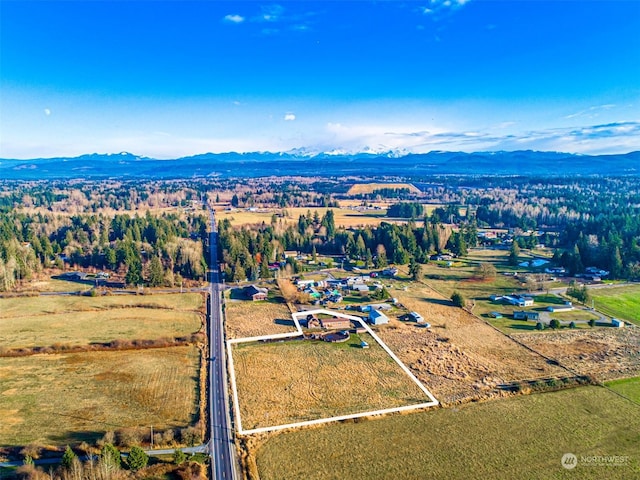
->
[1,174,639,291]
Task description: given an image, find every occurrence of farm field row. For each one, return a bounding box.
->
[256,386,640,480]
[0,346,200,446]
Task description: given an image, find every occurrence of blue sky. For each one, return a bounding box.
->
[1,0,639,158]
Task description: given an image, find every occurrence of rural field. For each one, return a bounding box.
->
[345,182,421,195]
[512,329,640,382]
[0,293,204,349]
[591,284,640,325]
[0,292,204,319]
[0,346,200,446]
[255,386,640,480]
[375,282,567,404]
[605,376,640,403]
[231,333,429,430]
[224,295,295,339]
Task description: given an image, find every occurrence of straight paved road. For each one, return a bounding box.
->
[206,206,239,480]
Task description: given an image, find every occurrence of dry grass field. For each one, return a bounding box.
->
[376,283,566,404]
[0,293,204,348]
[512,328,640,382]
[0,308,201,349]
[345,183,421,195]
[0,346,200,446]
[0,292,204,318]
[232,333,429,430]
[255,386,640,480]
[224,296,295,339]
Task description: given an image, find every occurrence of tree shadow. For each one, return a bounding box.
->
[421,297,453,307]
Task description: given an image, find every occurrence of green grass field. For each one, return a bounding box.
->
[591,285,640,325]
[0,346,200,446]
[256,386,640,480]
[605,377,640,404]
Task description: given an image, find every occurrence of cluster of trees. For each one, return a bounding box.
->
[387,202,424,218]
[0,209,208,290]
[217,210,460,282]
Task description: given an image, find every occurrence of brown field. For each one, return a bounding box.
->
[0,346,200,446]
[512,328,640,381]
[232,333,429,430]
[224,296,295,339]
[346,182,421,195]
[0,293,203,349]
[375,282,566,404]
[0,292,204,318]
[0,308,201,349]
[255,386,640,480]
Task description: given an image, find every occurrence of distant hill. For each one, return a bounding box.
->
[0,150,638,180]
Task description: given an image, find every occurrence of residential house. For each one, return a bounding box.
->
[243,284,268,301]
[319,317,352,330]
[513,311,539,321]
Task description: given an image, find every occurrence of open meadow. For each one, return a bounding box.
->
[255,386,640,480]
[605,376,640,404]
[231,333,429,430]
[224,295,295,339]
[375,281,566,404]
[0,346,200,446]
[590,284,640,325]
[512,328,640,382]
[0,293,203,349]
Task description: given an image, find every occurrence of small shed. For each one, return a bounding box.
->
[408,311,425,323]
[611,318,625,328]
[360,340,370,349]
[489,311,503,319]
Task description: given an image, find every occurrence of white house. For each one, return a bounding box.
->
[611,318,625,328]
[369,309,389,325]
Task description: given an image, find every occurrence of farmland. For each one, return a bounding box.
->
[374,281,566,404]
[256,386,640,480]
[512,329,640,382]
[591,284,640,325]
[345,183,421,195]
[0,346,200,445]
[231,332,429,430]
[605,376,640,403]
[0,293,203,349]
[224,294,295,339]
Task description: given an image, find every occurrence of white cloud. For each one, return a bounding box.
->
[44,108,51,116]
[564,104,616,120]
[284,113,296,121]
[223,14,245,24]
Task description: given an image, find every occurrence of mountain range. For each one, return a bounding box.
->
[0,150,638,180]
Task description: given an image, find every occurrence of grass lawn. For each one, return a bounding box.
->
[605,376,640,404]
[591,285,640,325]
[232,333,429,430]
[256,386,640,480]
[0,346,200,446]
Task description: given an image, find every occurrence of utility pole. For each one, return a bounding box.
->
[150,426,153,448]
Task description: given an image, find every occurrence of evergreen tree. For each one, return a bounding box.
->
[148,255,164,287]
[127,446,148,471]
[61,446,77,470]
[409,258,423,281]
[173,449,186,465]
[508,242,520,266]
[101,443,121,470]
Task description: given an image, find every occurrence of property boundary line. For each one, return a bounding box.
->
[226,308,439,435]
